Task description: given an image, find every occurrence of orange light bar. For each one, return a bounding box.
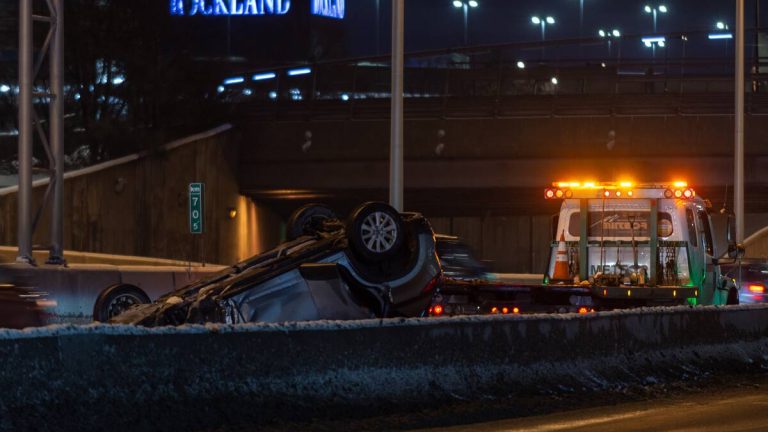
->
[749,284,765,294]
[673,181,688,188]
[547,181,695,200]
[578,307,588,314]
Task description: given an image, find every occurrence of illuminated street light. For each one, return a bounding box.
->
[550,77,559,85]
[644,4,667,32]
[710,21,733,60]
[642,35,666,60]
[709,33,733,40]
[516,61,526,69]
[531,15,555,40]
[532,15,555,57]
[453,0,479,45]
[598,28,621,56]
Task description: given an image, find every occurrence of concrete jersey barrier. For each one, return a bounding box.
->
[0,305,767,431]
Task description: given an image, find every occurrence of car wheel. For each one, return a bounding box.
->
[287,203,337,240]
[727,288,740,305]
[93,284,150,322]
[347,202,405,262]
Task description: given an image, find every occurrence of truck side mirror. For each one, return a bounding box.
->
[726,213,746,259]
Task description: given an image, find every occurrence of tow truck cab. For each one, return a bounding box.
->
[543,181,737,307]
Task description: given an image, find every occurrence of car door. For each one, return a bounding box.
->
[696,209,720,304]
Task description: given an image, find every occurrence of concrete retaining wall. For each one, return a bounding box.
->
[0,125,284,266]
[1,306,768,431]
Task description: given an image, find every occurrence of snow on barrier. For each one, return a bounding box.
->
[1,305,768,431]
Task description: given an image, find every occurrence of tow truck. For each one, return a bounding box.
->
[430,181,741,316]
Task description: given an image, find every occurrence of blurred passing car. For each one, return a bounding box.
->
[112,202,441,326]
[722,259,768,304]
[435,235,492,281]
[0,285,51,329]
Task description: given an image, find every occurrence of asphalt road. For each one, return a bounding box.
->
[418,384,768,432]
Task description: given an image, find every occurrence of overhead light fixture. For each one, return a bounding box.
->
[287,68,312,76]
[223,76,245,85]
[252,72,277,81]
[708,33,733,40]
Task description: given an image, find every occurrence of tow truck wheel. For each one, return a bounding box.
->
[287,203,337,240]
[347,202,405,262]
[93,284,150,322]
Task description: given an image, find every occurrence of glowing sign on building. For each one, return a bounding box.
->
[311,0,345,19]
[170,0,292,16]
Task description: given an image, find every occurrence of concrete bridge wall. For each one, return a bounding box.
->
[0,125,283,265]
[0,306,767,431]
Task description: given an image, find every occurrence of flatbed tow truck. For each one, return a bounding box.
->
[430,181,741,316]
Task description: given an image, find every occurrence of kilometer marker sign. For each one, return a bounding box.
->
[189,183,204,234]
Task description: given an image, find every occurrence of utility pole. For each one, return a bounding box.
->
[389,0,404,211]
[735,0,745,242]
[17,0,33,263]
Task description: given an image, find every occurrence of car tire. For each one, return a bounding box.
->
[93,284,150,322]
[287,203,337,240]
[347,202,405,262]
[727,288,740,305]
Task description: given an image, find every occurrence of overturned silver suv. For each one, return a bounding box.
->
[111,202,442,326]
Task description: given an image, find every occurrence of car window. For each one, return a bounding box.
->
[697,210,713,256]
[685,209,698,248]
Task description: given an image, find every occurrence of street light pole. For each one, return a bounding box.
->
[598,29,621,57]
[531,16,555,56]
[453,1,478,46]
[644,4,667,33]
[390,0,404,211]
[375,0,381,54]
[463,3,468,45]
[735,0,745,241]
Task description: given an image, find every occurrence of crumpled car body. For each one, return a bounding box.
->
[112,204,441,326]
